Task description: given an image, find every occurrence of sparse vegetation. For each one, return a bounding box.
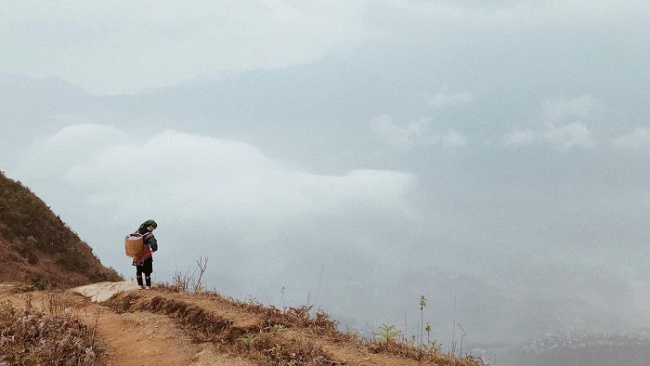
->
[367,322,481,364]
[0,294,97,366]
[239,333,258,348]
[150,260,488,365]
[164,256,210,293]
[193,256,208,292]
[374,324,401,343]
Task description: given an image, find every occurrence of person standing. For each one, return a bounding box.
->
[133,219,158,289]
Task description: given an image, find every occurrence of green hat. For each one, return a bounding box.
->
[141,219,158,229]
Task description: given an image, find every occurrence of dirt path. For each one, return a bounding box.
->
[0,283,251,366]
[70,281,206,365]
[73,284,253,366]
[85,308,197,365]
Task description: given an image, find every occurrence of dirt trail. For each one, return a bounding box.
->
[0,282,251,366]
[73,283,253,366]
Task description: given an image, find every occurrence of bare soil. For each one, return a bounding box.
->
[0,283,251,366]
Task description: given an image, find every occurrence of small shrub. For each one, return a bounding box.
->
[239,333,258,348]
[56,247,86,272]
[374,324,401,343]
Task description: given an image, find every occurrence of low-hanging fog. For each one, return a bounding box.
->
[2,1,650,363]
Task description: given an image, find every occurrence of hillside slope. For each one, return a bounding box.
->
[0,171,121,288]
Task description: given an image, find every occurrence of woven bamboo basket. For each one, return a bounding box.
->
[125,233,144,258]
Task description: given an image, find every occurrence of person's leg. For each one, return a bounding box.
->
[136,266,144,288]
[144,258,153,289]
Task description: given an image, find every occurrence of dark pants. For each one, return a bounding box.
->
[136,257,153,287]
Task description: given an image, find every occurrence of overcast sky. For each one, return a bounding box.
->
[2,1,650,362]
[2,1,648,95]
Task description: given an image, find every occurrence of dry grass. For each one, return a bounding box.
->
[107,292,236,342]
[106,290,342,365]
[225,294,486,365]
[0,294,97,366]
[115,284,488,366]
[367,339,487,365]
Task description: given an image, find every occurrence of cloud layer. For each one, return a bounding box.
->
[12,124,417,289]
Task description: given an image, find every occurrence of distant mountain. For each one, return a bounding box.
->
[93,56,415,148]
[0,59,413,156]
[0,72,95,116]
[0,171,121,288]
[0,56,545,157]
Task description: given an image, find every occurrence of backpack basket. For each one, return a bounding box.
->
[125,233,144,258]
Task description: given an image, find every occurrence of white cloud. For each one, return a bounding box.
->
[503,97,599,150]
[370,115,430,148]
[370,115,466,149]
[18,124,131,178]
[504,129,537,146]
[16,124,416,243]
[544,121,594,150]
[612,126,650,150]
[540,96,599,150]
[377,0,650,35]
[542,95,599,122]
[502,122,595,151]
[442,130,467,148]
[429,86,473,108]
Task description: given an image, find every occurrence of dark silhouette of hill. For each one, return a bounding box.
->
[0,171,121,288]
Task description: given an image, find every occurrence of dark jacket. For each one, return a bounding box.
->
[133,227,157,265]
